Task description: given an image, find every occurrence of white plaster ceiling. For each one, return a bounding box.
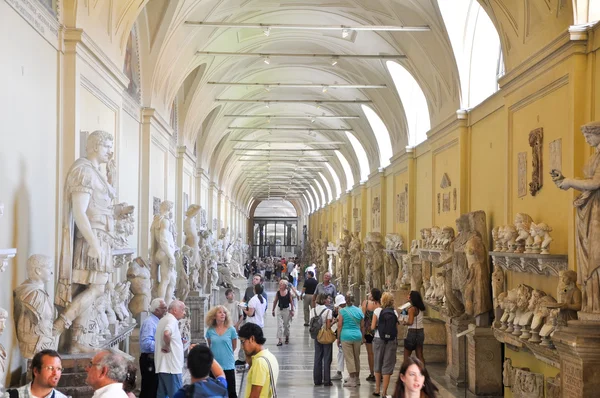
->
[135,0,463,213]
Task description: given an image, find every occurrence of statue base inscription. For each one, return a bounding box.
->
[185,291,210,344]
[553,320,600,398]
[466,327,502,396]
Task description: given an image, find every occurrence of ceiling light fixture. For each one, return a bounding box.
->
[330,57,339,66]
[265,102,270,108]
[263,56,270,64]
[197,51,405,60]
[264,85,270,92]
[342,28,350,38]
[322,86,328,93]
[311,117,316,123]
[263,27,271,36]
[184,22,432,33]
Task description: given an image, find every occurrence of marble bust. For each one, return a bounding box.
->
[54,131,134,353]
[14,255,58,359]
[514,213,533,253]
[529,294,557,343]
[151,200,177,304]
[556,269,582,325]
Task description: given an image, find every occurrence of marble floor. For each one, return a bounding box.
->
[233,281,402,398]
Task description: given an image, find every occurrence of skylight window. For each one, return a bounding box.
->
[314,179,326,207]
[303,193,314,213]
[345,132,370,183]
[335,150,355,191]
[361,105,392,168]
[325,163,342,199]
[437,0,502,108]
[386,61,431,147]
[310,185,320,209]
[319,172,333,204]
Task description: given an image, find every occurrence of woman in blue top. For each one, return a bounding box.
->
[205,305,238,398]
[336,294,364,388]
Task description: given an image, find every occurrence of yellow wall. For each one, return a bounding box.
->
[431,133,461,228]
[414,150,433,234]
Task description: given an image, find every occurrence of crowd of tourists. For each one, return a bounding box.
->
[6,264,438,398]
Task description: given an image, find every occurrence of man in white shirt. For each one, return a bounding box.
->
[155,300,186,398]
[85,350,129,398]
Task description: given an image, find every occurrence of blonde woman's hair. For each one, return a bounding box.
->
[205,305,231,328]
[381,292,395,309]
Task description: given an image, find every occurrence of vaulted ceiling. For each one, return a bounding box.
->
[64,0,583,215]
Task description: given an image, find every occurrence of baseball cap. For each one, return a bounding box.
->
[335,294,346,307]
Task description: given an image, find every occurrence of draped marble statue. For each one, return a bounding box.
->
[14,254,58,359]
[54,131,135,353]
[337,229,351,287]
[175,246,192,302]
[384,233,403,290]
[368,232,385,290]
[552,121,600,315]
[151,200,177,304]
[127,257,151,317]
[349,232,362,287]
[184,205,202,291]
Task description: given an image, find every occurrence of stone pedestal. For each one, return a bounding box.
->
[392,287,411,310]
[446,317,470,386]
[466,327,503,396]
[185,291,209,344]
[553,320,600,397]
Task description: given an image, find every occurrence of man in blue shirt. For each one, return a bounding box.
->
[173,345,227,398]
[139,298,167,398]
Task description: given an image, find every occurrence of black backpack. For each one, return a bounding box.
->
[309,308,328,339]
[377,308,398,342]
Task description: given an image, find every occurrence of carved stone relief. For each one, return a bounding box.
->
[529,128,543,196]
[352,207,359,219]
[453,188,457,210]
[518,152,527,198]
[153,196,161,215]
[549,138,562,172]
[442,193,450,212]
[372,196,381,230]
[440,173,451,188]
[512,368,544,398]
[397,192,407,223]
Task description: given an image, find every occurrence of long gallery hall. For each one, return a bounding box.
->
[2,0,600,397]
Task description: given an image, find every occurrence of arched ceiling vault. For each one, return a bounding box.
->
[67,0,578,216]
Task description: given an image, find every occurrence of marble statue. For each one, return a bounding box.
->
[497,226,508,252]
[151,200,177,304]
[184,205,201,290]
[555,269,582,325]
[349,233,362,286]
[113,281,133,325]
[503,289,519,333]
[502,358,513,388]
[552,121,600,314]
[422,275,430,299]
[497,292,509,329]
[492,226,501,252]
[492,267,505,308]
[384,234,402,290]
[175,246,191,302]
[514,213,533,253]
[364,237,374,293]
[13,255,58,359]
[529,222,553,255]
[54,130,135,353]
[539,308,560,347]
[425,276,435,301]
[103,284,118,333]
[114,205,135,249]
[464,233,493,319]
[127,257,152,317]
[338,229,351,287]
[0,307,8,390]
[368,232,385,289]
[433,272,445,304]
[320,239,328,279]
[198,229,213,293]
[420,228,432,248]
[503,225,518,253]
[512,284,533,336]
[529,294,557,343]
[430,226,441,248]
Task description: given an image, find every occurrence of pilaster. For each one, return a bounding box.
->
[175,145,186,247]
[138,108,154,257]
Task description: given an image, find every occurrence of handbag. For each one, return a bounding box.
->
[317,327,337,344]
[317,309,336,344]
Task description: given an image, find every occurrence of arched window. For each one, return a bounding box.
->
[325,163,342,199]
[319,172,333,204]
[255,200,297,217]
[314,179,326,207]
[303,192,314,214]
[361,105,393,168]
[335,150,355,191]
[386,61,431,147]
[310,185,321,209]
[437,0,503,108]
[345,132,370,182]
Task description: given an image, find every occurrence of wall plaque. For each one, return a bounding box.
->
[529,128,543,196]
[352,208,359,218]
[443,193,451,212]
[549,138,562,172]
[518,152,527,198]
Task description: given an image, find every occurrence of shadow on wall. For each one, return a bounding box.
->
[10,156,31,386]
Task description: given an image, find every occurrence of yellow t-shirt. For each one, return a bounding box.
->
[245,349,279,398]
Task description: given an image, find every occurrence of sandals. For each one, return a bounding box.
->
[277,341,283,346]
[285,337,290,344]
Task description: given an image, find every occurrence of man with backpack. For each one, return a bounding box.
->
[370,292,399,397]
[173,345,228,398]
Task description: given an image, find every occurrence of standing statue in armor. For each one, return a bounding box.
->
[53,131,134,353]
